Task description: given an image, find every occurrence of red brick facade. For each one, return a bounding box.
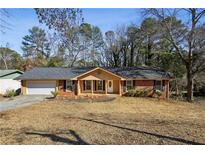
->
[57,79,169,99]
[134,80,169,99]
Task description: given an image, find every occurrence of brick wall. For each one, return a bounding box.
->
[122,80,169,99]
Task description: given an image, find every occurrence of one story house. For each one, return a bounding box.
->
[0,70,23,94]
[15,67,174,98]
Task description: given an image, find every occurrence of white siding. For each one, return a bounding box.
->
[0,79,21,94]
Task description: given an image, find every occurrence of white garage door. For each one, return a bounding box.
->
[27,81,56,95]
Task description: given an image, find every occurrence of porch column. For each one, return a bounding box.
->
[119,80,122,96]
[91,80,94,95]
[167,81,170,100]
[77,80,80,95]
[105,80,108,95]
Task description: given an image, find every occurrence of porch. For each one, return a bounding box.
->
[57,79,123,97]
[78,80,122,95]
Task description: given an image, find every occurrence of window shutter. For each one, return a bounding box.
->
[63,80,66,92]
[103,80,105,91]
[124,81,126,92]
[153,80,156,90]
[163,80,165,86]
[94,81,97,91]
[72,81,75,91]
[133,80,135,89]
[162,80,165,91]
[124,81,126,86]
[83,81,85,90]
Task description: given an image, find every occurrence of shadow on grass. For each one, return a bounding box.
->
[25,129,89,145]
[77,117,204,145]
[45,96,55,100]
[59,96,116,103]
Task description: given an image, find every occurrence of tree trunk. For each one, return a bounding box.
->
[113,51,119,67]
[130,44,134,67]
[186,9,195,102]
[186,64,194,102]
[2,58,8,69]
[175,79,179,96]
[123,48,127,67]
[145,37,152,65]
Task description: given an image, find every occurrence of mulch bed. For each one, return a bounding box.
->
[55,95,116,103]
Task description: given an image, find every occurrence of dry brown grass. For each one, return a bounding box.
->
[0,95,5,101]
[0,97,205,145]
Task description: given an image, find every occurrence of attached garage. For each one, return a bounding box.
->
[26,81,56,95]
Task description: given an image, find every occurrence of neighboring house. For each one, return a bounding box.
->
[15,67,174,98]
[0,70,23,94]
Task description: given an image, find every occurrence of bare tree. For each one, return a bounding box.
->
[144,8,205,102]
[0,9,12,34]
[35,9,84,67]
[105,30,122,67]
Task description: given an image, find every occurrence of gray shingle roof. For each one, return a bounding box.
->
[15,66,174,80]
[15,67,95,80]
[0,70,23,78]
[108,66,174,79]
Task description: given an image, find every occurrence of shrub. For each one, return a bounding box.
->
[127,89,136,97]
[4,89,17,98]
[140,89,148,97]
[127,89,151,97]
[155,90,162,99]
[51,90,59,98]
[135,90,142,97]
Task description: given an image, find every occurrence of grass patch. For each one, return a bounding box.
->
[0,97,204,145]
[0,95,6,101]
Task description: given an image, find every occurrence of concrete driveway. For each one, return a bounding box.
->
[0,95,48,112]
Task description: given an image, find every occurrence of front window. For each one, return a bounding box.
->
[108,81,112,88]
[97,80,103,91]
[84,80,91,91]
[66,80,73,91]
[155,80,162,91]
[126,80,133,90]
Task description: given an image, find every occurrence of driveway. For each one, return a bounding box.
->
[0,95,47,112]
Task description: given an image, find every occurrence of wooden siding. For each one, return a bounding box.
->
[113,80,119,94]
[77,69,121,81]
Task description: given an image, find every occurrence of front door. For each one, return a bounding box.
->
[107,80,113,93]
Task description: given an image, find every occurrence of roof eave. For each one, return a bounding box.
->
[71,67,125,80]
[0,70,23,78]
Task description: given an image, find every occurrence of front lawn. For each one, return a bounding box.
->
[0,97,205,145]
[0,95,6,102]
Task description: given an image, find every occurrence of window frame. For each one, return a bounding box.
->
[126,80,133,91]
[66,80,73,92]
[96,80,103,91]
[84,80,92,91]
[155,80,162,91]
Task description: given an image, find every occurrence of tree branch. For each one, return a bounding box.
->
[195,10,205,23]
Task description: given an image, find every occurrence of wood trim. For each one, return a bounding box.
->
[167,81,170,99]
[119,80,122,96]
[71,67,124,80]
[105,80,108,94]
[56,80,59,91]
[21,80,26,95]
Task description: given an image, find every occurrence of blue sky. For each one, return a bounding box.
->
[0,8,141,54]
